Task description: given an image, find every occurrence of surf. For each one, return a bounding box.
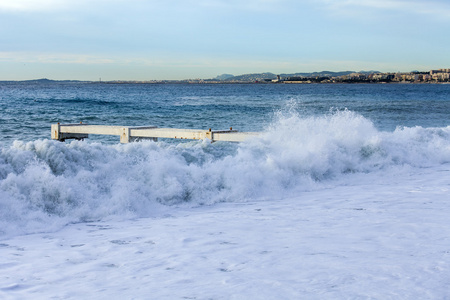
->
[1,109,450,238]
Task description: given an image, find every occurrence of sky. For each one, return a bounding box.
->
[1,0,450,80]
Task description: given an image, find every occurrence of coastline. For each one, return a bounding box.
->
[1,79,450,84]
[1,68,449,84]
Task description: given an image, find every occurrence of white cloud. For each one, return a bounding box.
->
[195,0,286,11]
[0,0,65,11]
[0,0,286,13]
[320,0,450,19]
[0,51,115,64]
[0,0,120,12]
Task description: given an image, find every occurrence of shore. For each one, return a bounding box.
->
[1,165,450,299]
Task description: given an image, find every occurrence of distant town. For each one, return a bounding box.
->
[278,68,450,84]
[208,68,450,84]
[100,68,450,84]
[3,68,450,84]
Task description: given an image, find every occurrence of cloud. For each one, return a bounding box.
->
[320,0,450,19]
[0,0,119,12]
[3,0,448,19]
[0,0,66,11]
[0,0,291,15]
[0,51,115,64]
[194,0,287,11]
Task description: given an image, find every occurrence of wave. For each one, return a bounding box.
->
[1,109,450,237]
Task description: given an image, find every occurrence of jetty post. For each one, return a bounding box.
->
[51,123,89,141]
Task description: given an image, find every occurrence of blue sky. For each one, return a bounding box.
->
[1,0,449,80]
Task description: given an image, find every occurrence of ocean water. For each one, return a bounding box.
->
[2,82,450,298]
[1,82,450,237]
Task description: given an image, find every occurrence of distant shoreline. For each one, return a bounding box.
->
[1,68,450,84]
[1,80,449,85]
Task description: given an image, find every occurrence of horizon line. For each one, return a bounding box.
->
[2,68,449,82]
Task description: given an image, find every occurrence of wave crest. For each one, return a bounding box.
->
[1,110,450,237]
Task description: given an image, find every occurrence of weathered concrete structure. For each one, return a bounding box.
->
[51,123,259,143]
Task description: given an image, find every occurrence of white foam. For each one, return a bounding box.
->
[1,163,449,299]
[1,110,450,237]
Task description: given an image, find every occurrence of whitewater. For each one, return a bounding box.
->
[1,83,450,299]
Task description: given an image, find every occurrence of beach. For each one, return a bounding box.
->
[2,161,450,299]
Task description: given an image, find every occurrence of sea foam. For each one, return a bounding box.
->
[1,109,450,237]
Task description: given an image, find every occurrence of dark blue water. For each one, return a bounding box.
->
[1,82,449,144]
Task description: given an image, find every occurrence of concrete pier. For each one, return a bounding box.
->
[51,123,259,143]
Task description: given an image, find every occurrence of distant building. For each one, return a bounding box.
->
[272,75,281,83]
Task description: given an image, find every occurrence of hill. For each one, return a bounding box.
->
[216,71,380,82]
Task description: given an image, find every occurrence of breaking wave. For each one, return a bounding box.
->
[1,109,450,237]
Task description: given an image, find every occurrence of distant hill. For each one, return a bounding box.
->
[0,78,56,83]
[220,72,277,82]
[26,78,53,82]
[282,71,357,78]
[24,78,84,83]
[281,71,349,78]
[216,71,381,82]
[0,78,86,83]
[214,74,234,80]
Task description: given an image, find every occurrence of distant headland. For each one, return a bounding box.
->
[2,68,450,84]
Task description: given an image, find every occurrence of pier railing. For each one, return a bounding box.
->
[51,123,259,143]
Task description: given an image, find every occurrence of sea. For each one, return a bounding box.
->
[2,82,450,298]
[1,82,450,237]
